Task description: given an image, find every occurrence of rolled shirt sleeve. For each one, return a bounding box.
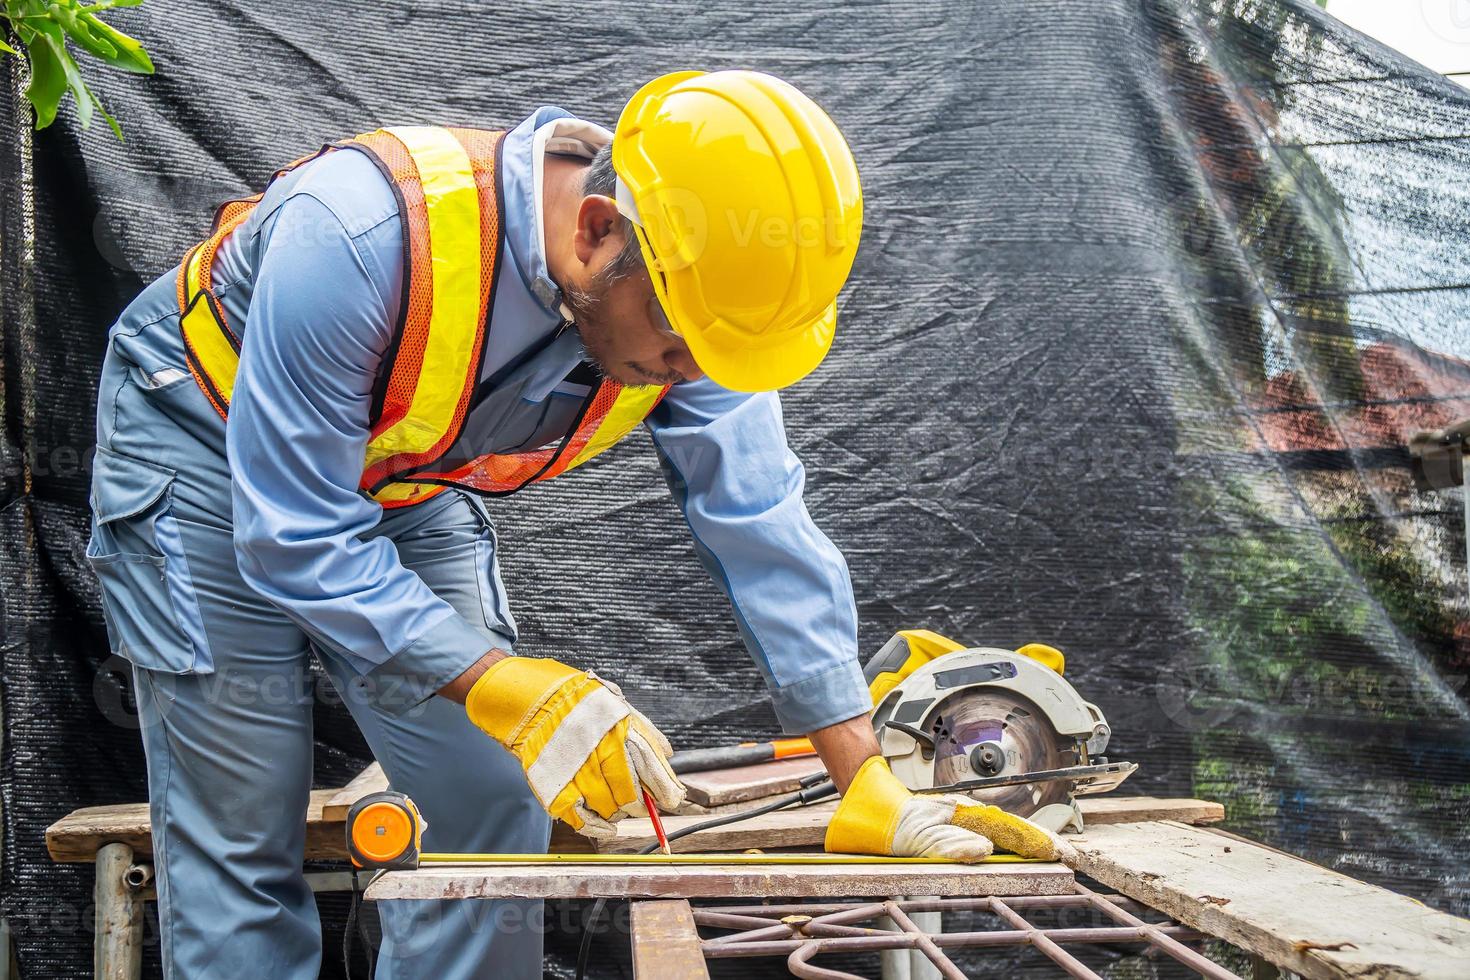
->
[226,191,494,705]
[647,377,872,734]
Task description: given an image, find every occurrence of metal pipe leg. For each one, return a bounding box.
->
[878,896,942,980]
[904,896,942,980]
[94,843,144,980]
[877,902,909,980]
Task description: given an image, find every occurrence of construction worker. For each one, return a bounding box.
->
[87,70,1065,978]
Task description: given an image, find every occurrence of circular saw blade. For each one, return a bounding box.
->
[927,689,1078,815]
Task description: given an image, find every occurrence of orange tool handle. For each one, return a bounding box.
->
[761,737,815,759]
[669,737,817,775]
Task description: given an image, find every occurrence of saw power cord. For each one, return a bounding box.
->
[574,773,837,980]
[344,869,375,980]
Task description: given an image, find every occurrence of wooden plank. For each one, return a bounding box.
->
[674,751,1227,822]
[49,782,1218,865]
[599,801,838,854]
[304,789,349,861]
[1070,820,1470,980]
[47,783,594,862]
[630,900,710,980]
[680,756,824,808]
[47,803,153,862]
[321,762,388,821]
[1078,796,1224,826]
[48,789,347,862]
[599,796,1225,854]
[323,759,725,819]
[364,855,1074,901]
[316,756,1223,824]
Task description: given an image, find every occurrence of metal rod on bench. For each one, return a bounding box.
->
[989,897,1105,980]
[1077,884,1238,980]
[122,863,152,891]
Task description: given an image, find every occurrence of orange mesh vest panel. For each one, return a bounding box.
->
[177,125,671,508]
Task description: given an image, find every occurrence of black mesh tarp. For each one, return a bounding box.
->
[3,1,1468,977]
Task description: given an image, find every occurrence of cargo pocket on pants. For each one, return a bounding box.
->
[86,446,214,674]
[460,493,518,642]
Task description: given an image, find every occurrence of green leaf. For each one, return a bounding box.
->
[7,0,151,137]
[92,87,122,140]
[49,3,119,61]
[77,10,152,73]
[22,25,67,128]
[7,0,50,20]
[49,3,120,62]
[32,20,93,129]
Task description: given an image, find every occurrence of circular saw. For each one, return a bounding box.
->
[865,633,1136,832]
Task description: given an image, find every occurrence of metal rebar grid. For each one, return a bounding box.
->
[691,885,1242,979]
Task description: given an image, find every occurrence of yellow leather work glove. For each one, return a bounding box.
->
[465,657,686,839]
[825,758,1077,864]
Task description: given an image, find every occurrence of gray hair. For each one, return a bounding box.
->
[583,143,648,286]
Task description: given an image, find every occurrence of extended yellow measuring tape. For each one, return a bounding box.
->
[346,791,1042,870]
[418,853,1039,865]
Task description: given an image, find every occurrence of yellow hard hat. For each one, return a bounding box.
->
[612,70,863,392]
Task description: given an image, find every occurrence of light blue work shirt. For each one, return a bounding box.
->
[198,107,868,734]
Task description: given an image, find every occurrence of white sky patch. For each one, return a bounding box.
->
[1325,0,1470,85]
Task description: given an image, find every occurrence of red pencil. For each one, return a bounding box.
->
[642,787,672,856]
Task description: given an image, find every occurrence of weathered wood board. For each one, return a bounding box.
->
[322,763,389,821]
[1070,820,1470,980]
[1077,796,1224,826]
[364,855,1074,901]
[51,784,1221,864]
[630,901,710,980]
[679,755,824,807]
[317,757,1228,831]
[598,796,1224,854]
[601,801,836,854]
[48,789,346,862]
[321,759,772,818]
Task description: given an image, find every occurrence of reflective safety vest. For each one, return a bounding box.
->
[177,126,670,508]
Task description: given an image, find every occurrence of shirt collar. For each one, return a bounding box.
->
[528,116,613,320]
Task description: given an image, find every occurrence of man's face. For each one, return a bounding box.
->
[563,263,704,387]
[561,192,705,388]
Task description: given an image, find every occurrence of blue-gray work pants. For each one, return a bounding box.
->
[87,298,549,979]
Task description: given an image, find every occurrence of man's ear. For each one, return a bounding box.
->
[573,195,625,266]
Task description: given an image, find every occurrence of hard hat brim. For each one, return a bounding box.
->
[680,303,837,393]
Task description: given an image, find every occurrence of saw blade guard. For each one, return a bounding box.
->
[871,647,1112,815]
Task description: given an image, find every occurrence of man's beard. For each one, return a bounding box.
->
[560,281,679,387]
[560,281,616,380]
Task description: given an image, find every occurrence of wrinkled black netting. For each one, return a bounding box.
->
[3,1,1467,977]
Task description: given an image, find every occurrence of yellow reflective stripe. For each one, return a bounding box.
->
[372,385,663,502]
[563,385,665,471]
[183,240,209,312]
[363,126,483,468]
[371,481,436,504]
[180,246,240,405]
